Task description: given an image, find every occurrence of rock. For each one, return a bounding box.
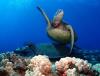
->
[14,46,36,57]
[36,43,70,59]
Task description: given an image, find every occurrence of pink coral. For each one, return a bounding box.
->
[55,57,91,76]
[28,55,53,76]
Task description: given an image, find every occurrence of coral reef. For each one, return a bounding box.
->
[0,52,30,76]
[0,52,99,76]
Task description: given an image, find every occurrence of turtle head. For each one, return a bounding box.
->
[53,9,64,27]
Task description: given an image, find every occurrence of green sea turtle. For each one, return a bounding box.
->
[37,6,77,54]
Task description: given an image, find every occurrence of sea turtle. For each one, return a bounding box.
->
[37,6,77,54]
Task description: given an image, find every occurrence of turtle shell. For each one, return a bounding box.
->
[47,27,71,44]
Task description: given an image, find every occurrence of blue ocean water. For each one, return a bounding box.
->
[0,0,100,52]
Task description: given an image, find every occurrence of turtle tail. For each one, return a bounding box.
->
[37,6,51,27]
[67,25,75,55]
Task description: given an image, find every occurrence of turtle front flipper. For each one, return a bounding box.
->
[66,25,75,54]
[37,6,51,27]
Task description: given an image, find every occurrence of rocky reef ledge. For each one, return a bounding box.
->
[13,43,100,64]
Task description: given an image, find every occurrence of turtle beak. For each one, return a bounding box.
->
[53,9,64,22]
